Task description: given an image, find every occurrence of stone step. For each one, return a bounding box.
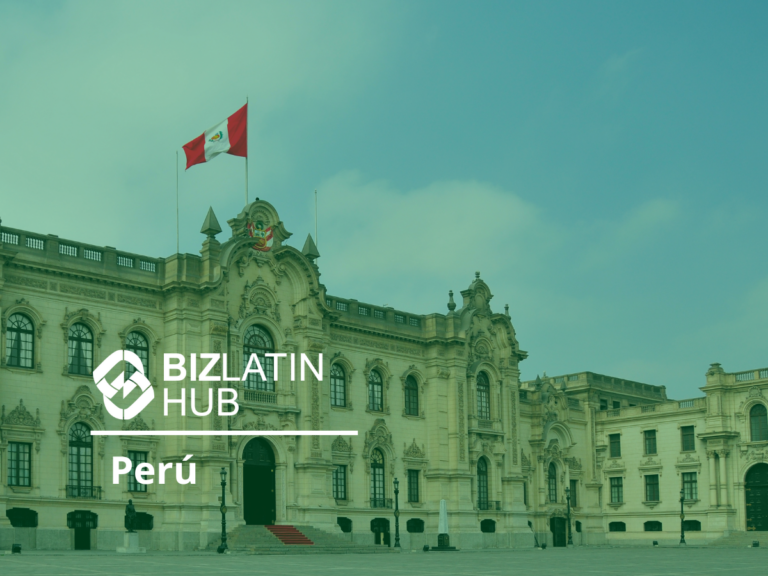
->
[709,532,766,547]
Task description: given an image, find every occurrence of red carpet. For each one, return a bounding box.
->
[265,525,314,545]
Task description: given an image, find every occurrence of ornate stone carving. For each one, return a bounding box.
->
[403,438,426,459]
[1,399,41,427]
[332,435,352,453]
[57,385,105,457]
[364,419,393,457]
[242,415,277,431]
[121,415,152,431]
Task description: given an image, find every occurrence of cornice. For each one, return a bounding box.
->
[7,262,163,295]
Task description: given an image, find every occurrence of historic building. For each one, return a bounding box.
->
[0,199,766,551]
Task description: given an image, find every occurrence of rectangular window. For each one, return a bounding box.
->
[408,470,419,503]
[326,299,332,307]
[409,317,420,327]
[358,306,370,316]
[612,401,621,409]
[644,430,657,455]
[610,477,623,503]
[394,314,405,324]
[8,442,31,487]
[127,451,148,492]
[682,472,698,500]
[609,434,621,458]
[600,399,608,411]
[333,465,347,500]
[645,474,660,502]
[336,302,348,312]
[569,479,578,507]
[681,426,695,451]
[374,310,385,319]
[523,481,528,506]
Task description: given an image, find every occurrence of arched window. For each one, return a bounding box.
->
[644,521,662,532]
[370,449,386,507]
[548,462,557,503]
[608,521,626,532]
[368,370,383,412]
[68,323,93,375]
[751,404,768,442]
[243,325,274,391]
[330,364,346,407]
[6,313,34,368]
[477,458,489,509]
[125,332,149,377]
[476,372,491,420]
[404,376,419,416]
[68,422,94,498]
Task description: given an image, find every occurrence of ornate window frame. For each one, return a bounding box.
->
[1,299,45,373]
[118,319,161,385]
[118,415,159,500]
[362,419,396,507]
[329,353,354,411]
[331,435,356,506]
[60,308,106,379]
[363,359,391,415]
[400,366,426,418]
[0,399,45,493]
[402,439,427,508]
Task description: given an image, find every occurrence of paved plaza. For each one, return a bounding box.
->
[1,547,766,576]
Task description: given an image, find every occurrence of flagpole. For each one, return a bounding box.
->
[314,189,318,249]
[245,96,249,206]
[176,151,179,254]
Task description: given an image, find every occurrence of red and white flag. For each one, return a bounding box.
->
[183,104,247,170]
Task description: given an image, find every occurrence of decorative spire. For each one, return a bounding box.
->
[447,290,456,311]
[200,207,222,238]
[302,233,320,261]
[475,271,480,280]
[504,304,510,317]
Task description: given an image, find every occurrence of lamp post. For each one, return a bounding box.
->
[393,477,401,548]
[565,487,573,546]
[217,467,228,554]
[679,489,686,545]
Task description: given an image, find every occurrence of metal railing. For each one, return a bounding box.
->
[478,500,501,511]
[370,498,393,509]
[66,485,102,499]
[242,389,277,404]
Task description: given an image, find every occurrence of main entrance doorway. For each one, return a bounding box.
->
[551,517,566,547]
[371,518,391,546]
[243,438,276,525]
[746,463,768,531]
[67,510,97,550]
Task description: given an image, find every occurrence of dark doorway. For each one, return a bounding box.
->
[371,518,390,546]
[746,463,768,531]
[67,510,97,551]
[243,438,276,525]
[551,517,566,547]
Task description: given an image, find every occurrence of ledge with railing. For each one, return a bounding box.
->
[596,397,706,420]
[66,485,102,499]
[477,500,501,511]
[242,388,278,404]
[370,498,393,509]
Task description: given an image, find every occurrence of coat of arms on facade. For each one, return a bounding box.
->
[246,219,273,252]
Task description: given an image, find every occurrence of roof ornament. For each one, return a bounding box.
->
[200,207,222,238]
[447,290,456,311]
[302,233,320,262]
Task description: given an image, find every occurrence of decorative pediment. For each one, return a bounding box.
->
[363,419,393,457]
[1,399,41,427]
[332,435,353,453]
[242,415,278,431]
[403,438,426,460]
[121,414,153,431]
[675,453,702,475]
[57,385,105,456]
[237,277,281,322]
[60,308,106,347]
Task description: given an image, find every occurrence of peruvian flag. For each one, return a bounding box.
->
[183,104,247,170]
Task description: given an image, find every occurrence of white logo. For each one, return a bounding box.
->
[94,350,154,420]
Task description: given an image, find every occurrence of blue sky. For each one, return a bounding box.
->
[1,1,765,397]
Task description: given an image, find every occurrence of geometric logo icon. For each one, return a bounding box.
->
[93,350,154,420]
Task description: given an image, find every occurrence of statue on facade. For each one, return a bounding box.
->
[125,499,137,533]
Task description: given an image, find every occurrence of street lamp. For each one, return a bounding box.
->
[565,487,573,546]
[393,477,401,548]
[679,489,686,545]
[217,467,228,554]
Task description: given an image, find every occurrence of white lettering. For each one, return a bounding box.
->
[198,353,220,381]
[164,354,186,381]
[301,353,323,381]
[242,353,266,382]
[222,353,239,381]
[218,388,238,416]
[113,456,132,484]
[191,387,213,416]
[135,462,154,485]
[164,387,186,416]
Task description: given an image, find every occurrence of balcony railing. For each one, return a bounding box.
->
[478,500,501,511]
[242,389,277,404]
[370,498,393,509]
[66,485,102,499]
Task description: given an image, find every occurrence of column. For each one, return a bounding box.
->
[707,451,718,506]
[718,449,729,507]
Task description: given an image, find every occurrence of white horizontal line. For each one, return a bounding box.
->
[91,431,358,436]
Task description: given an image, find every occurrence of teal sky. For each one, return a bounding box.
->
[1,1,766,398]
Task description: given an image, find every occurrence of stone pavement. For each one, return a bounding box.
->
[0,547,766,576]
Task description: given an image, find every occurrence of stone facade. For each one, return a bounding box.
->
[0,200,765,550]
